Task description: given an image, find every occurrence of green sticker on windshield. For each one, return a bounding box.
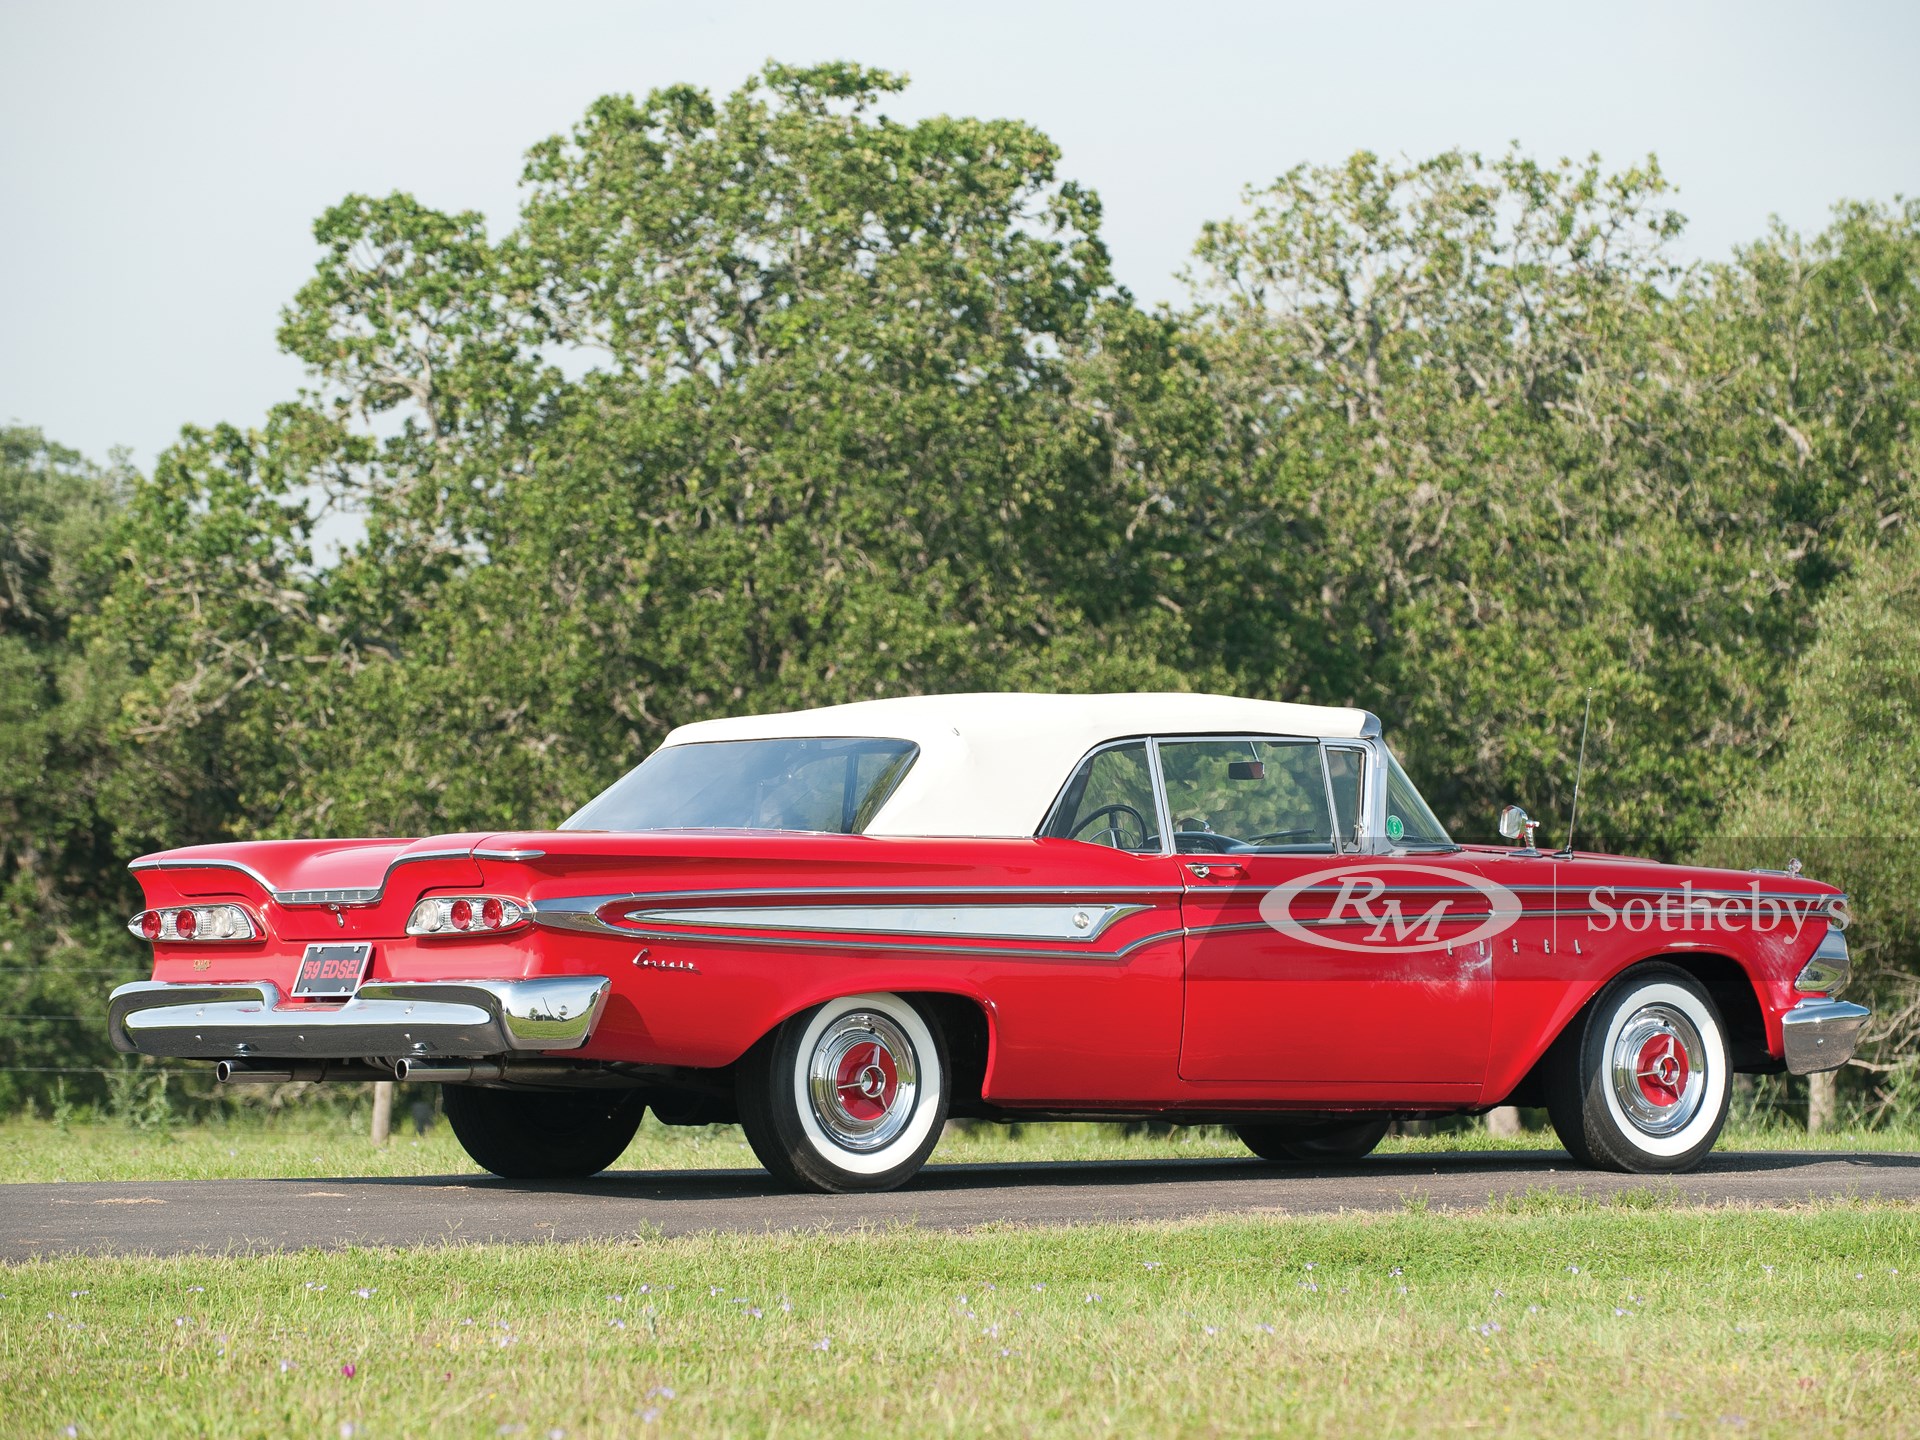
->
[1385,814,1405,842]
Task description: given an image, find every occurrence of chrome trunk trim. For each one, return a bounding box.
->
[128,845,511,908]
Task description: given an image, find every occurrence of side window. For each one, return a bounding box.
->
[1383,748,1452,847]
[1156,739,1334,853]
[1325,746,1366,852]
[1044,742,1160,852]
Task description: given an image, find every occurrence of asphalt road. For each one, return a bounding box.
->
[4,1151,1915,1261]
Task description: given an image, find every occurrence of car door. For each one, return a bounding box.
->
[1173,736,1494,1086]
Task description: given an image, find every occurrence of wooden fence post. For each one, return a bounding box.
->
[1484,1106,1524,1139]
[1806,1071,1837,1135]
[370,1080,394,1147]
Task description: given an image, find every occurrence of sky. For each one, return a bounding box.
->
[3,0,1917,472]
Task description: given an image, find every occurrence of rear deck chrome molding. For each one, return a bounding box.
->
[107,976,610,1060]
[129,846,508,908]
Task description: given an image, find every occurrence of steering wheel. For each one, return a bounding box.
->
[1071,802,1151,850]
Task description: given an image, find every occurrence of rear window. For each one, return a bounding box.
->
[563,737,918,834]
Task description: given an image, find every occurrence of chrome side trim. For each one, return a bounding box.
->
[1185,904,1834,937]
[530,887,1183,937]
[620,903,1147,943]
[589,884,1180,902]
[107,976,610,1059]
[1781,998,1871,1075]
[615,926,1186,963]
[474,848,547,862]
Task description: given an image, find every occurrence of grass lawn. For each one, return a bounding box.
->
[2,1109,1916,1185]
[3,1202,1916,1438]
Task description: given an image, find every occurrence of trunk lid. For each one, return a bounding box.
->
[131,835,492,940]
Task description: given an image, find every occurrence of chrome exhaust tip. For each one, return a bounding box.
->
[393,1059,504,1083]
[215,1059,390,1084]
[216,1060,294,1084]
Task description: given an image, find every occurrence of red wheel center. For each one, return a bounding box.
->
[1634,1033,1689,1107]
[833,1041,899,1122]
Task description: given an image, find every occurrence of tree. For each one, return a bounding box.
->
[253,61,1187,836]
[1173,157,1920,852]
[1704,534,1920,1116]
[0,428,138,1109]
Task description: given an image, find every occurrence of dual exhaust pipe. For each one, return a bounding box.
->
[216,1058,519,1084]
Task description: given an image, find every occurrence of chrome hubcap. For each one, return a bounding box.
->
[1609,1003,1706,1137]
[807,1011,918,1152]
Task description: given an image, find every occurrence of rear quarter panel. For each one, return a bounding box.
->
[478,832,1190,1106]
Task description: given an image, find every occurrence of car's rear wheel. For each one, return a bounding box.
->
[1545,963,1730,1173]
[738,992,950,1193]
[442,1084,647,1180]
[1235,1117,1391,1164]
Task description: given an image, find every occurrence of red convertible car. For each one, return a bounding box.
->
[110,693,1866,1192]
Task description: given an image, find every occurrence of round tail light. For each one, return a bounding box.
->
[449,899,474,931]
[138,911,162,940]
[480,897,504,929]
[174,907,198,938]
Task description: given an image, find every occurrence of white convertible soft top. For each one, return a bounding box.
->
[659,692,1379,838]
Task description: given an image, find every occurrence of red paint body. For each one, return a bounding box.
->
[128,829,1841,1115]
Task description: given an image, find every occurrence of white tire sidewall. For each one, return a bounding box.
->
[1597,978,1727,1159]
[790,993,942,1178]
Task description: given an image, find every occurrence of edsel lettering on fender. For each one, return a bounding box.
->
[108,692,1864,1193]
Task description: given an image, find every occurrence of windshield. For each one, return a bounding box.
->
[1383,749,1453,847]
[564,737,918,834]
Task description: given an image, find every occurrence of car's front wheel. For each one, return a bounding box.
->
[1545,963,1731,1173]
[738,992,950,1193]
[441,1084,647,1180]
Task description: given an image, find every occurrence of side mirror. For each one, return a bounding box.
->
[1498,804,1542,852]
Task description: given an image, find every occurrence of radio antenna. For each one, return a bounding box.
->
[1560,690,1594,858]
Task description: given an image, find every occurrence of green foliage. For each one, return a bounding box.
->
[255,61,1186,836]
[1706,534,1920,1088]
[0,428,148,1112]
[1176,153,1918,850]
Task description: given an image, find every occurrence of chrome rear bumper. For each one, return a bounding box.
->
[1781,997,1871,1075]
[107,977,611,1060]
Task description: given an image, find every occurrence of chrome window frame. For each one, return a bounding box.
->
[1041,728,1402,857]
[1322,742,1372,854]
[1151,733,1341,855]
[1037,736,1170,855]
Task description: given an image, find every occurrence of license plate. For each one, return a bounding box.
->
[292,942,372,998]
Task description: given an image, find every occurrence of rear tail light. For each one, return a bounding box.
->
[127,905,260,943]
[407,895,529,936]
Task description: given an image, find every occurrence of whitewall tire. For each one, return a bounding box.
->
[738,992,950,1193]
[1546,963,1730,1173]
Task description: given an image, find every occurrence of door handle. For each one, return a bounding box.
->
[1187,862,1247,880]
